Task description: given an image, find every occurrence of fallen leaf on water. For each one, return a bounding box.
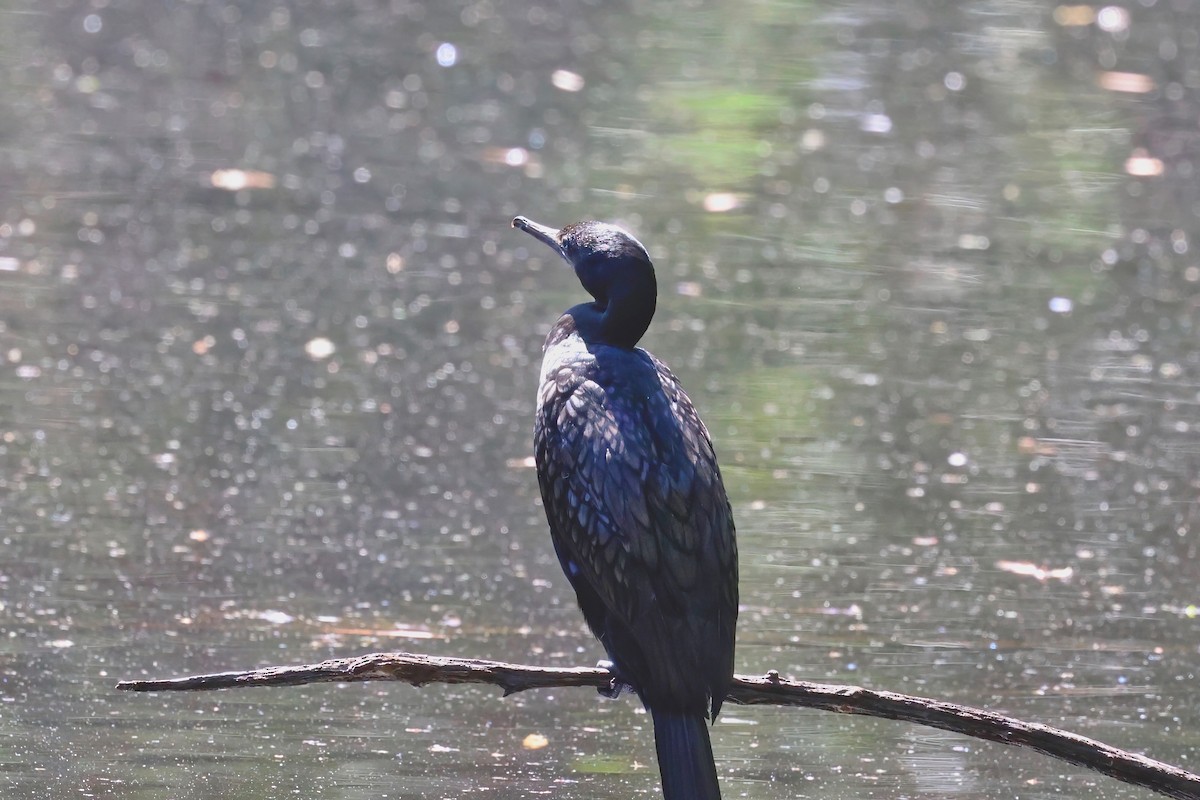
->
[523,733,549,750]
[996,560,1074,582]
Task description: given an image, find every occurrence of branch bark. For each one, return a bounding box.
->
[118,651,1200,800]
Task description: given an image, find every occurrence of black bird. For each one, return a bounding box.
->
[513,216,738,800]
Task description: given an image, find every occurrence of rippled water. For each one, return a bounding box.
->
[2,2,1198,798]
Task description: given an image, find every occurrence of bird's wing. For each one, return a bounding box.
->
[535,354,737,704]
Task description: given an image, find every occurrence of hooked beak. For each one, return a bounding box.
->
[512,216,564,259]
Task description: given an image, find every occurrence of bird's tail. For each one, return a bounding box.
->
[650,708,721,800]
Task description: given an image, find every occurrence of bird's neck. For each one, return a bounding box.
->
[568,284,655,350]
[602,283,657,348]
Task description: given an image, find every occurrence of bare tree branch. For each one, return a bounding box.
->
[118,651,1200,800]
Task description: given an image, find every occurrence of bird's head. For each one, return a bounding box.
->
[512,216,655,308]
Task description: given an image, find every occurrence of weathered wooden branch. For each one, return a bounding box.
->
[118,651,1200,800]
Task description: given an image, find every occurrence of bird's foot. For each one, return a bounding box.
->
[596,660,633,699]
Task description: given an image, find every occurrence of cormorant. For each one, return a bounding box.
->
[513,216,739,800]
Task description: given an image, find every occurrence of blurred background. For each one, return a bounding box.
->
[1,1,1198,798]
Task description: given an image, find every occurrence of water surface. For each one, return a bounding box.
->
[1,2,1198,798]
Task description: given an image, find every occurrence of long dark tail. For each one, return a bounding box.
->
[651,708,721,800]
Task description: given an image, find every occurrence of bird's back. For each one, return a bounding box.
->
[534,315,738,716]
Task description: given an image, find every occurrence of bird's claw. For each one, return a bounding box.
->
[596,660,632,699]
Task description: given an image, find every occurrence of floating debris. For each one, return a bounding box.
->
[551,69,584,92]
[703,192,741,213]
[522,733,550,750]
[304,337,336,359]
[1125,149,1164,177]
[210,169,276,191]
[996,560,1074,582]
[1097,71,1154,93]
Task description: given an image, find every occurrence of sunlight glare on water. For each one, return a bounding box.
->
[0,1,1198,798]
